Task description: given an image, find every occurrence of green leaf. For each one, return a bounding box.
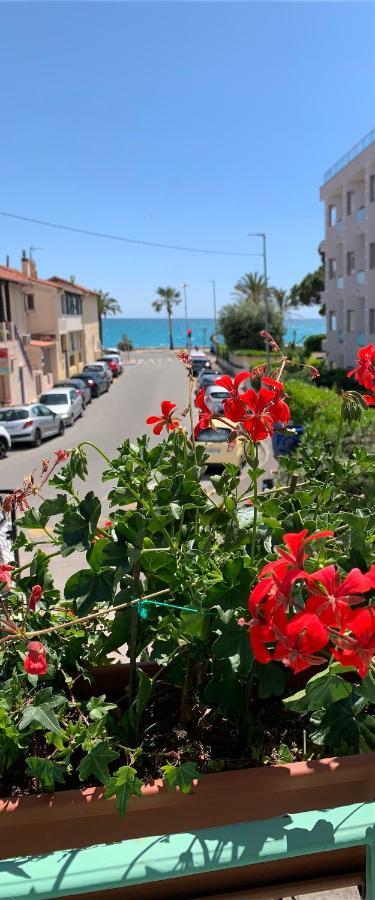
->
[180,610,210,641]
[86,696,117,722]
[62,511,92,550]
[39,494,68,520]
[141,549,174,573]
[161,762,201,795]
[104,765,143,815]
[256,663,286,699]
[64,569,115,615]
[26,757,66,791]
[78,741,119,785]
[79,491,101,530]
[359,668,375,702]
[283,688,309,713]
[19,704,64,735]
[305,669,352,710]
[212,618,253,678]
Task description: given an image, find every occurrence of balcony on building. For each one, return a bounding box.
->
[357,206,366,223]
[337,276,345,289]
[356,270,366,285]
[336,219,344,234]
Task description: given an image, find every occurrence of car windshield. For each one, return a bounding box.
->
[0,409,29,421]
[196,428,232,443]
[40,394,67,405]
[85,365,102,371]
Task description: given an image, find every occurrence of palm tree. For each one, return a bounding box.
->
[152,287,182,350]
[233,272,269,303]
[97,291,121,344]
[272,288,291,313]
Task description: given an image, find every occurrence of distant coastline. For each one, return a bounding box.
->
[103,317,325,350]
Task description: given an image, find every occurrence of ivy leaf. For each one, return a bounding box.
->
[104,765,143,815]
[26,757,66,791]
[86,696,117,722]
[19,704,64,735]
[161,762,201,795]
[78,741,119,785]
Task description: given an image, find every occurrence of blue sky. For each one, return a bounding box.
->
[1,1,374,318]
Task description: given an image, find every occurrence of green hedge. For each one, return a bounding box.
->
[303,333,325,355]
[286,379,343,440]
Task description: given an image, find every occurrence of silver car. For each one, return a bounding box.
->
[39,389,83,427]
[0,404,65,447]
[204,384,231,416]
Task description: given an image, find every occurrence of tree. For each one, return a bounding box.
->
[289,249,325,315]
[218,296,283,351]
[152,287,182,350]
[272,288,292,313]
[233,272,268,304]
[118,334,133,352]
[97,291,122,344]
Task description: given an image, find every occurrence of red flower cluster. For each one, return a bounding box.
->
[24,641,48,676]
[196,373,291,443]
[0,564,13,590]
[348,344,375,405]
[29,584,43,612]
[146,401,180,435]
[247,529,375,676]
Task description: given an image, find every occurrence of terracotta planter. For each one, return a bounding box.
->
[1,664,374,897]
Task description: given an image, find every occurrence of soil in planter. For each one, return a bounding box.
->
[1,677,310,800]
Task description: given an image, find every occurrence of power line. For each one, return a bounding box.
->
[0,210,260,258]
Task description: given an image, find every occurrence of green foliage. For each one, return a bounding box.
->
[219,297,283,351]
[161,762,201,795]
[78,742,120,784]
[286,379,344,439]
[26,757,66,791]
[290,263,325,311]
[303,333,325,355]
[104,766,143,815]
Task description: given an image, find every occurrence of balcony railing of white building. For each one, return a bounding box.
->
[356,270,366,285]
[324,126,375,182]
[337,276,345,289]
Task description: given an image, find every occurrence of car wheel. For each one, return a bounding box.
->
[0,438,8,459]
[58,421,65,436]
[69,415,74,427]
[33,428,42,448]
[106,383,109,392]
[79,405,84,418]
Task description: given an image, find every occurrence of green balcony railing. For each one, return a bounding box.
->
[1,800,375,899]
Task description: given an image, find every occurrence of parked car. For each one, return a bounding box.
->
[84,362,113,386]
[54,378,92,408]
[195,370,222,395]
[0,426,11,459]
[102,350,123,373]
[190,352,210,377]
[39,389,83,427]
[204,384,231,415]
[78,371,108,398]
[0,404,65,447]
[195,419,244,467]
[97,356,120,377]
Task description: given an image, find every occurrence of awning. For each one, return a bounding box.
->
[29,340,56,348]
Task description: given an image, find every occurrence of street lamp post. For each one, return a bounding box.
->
[181,282,189,346]
[248,232,270,370]
[209,279,217,336]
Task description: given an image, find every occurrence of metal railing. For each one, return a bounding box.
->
[324,125,375,182]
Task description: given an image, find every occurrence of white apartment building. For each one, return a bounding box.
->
[320,128,375,368]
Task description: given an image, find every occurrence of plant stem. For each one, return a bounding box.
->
[188,375,197,467]
[318,401,345,503]
[129,502,142,702]
[250,444,259,560]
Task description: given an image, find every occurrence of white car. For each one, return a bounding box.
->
[0,425,11,459]
[39,389,84,426]
[204,384,231,415]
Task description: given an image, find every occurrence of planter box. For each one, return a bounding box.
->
[1,664,374,897]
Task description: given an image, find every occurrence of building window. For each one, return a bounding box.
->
[347,309,355,332]
[329,311,337,331]
[25,294,34,311]
[370,243,375,269]
[370,309,375,334]
[347,251,355,275]
[328,258,336,279]
[62,292,82,315]
[329,204,336,226]
[370,174,375,202]
[346,190,354,215]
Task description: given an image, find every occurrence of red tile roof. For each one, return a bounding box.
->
[0,264,59,289]
[49,276,100,296]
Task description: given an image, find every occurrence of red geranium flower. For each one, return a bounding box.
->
[262,377,291,424]
[214,372,252,421]
[348,344,375,392]
[248,560,300,618]
[146,401,180,435]
[260,529,333,578]
[55,449,70,462]
[273,612,329,673]
[0,564,13,590]
[24,641,48,676]
[194,388,215,436]
[241,387,276,442]
[332,608,375,677]
[305,565,372,627]
[29,585,44,612]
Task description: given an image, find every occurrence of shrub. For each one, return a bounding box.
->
[285,379,343,439]
[218,298,283,350]
[303,333,325,355]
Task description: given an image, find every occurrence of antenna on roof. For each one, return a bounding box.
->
[29,246,44,260]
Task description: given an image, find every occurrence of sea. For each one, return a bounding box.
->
[102,317,325,350]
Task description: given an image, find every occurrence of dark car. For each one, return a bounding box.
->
[54,378,92,409]
[97,356,120,377]
[78,370,108,398]
[195,370,222,395]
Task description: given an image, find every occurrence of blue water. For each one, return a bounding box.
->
[102,317,325,350]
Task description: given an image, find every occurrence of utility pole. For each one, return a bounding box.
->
[181,282,189,347]
[209,280,217,336]
[248,232,270,370]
